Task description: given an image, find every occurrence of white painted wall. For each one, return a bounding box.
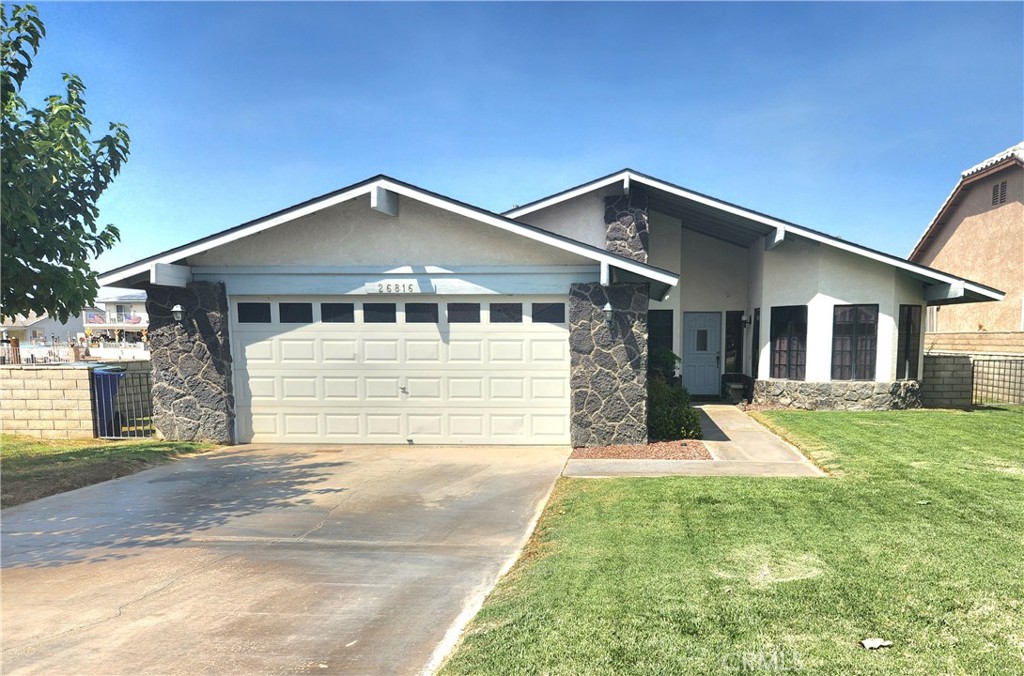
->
[188,195,587,268]
[754,237,928,382]
[747,241,765,375]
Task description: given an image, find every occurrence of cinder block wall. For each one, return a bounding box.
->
[0,366,96,439]
[920,355,973,408]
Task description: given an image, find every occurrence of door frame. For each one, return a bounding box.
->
[681,311,723,396]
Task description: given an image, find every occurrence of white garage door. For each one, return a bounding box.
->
[232,295,571,444]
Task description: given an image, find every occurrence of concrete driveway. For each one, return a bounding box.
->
[1,444,569,675]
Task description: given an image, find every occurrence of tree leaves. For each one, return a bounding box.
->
[1,4,130,323]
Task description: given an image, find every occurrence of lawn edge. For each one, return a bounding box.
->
[427,462,568,675]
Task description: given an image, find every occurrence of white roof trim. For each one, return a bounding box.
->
[509,170,1003,303]
[98,177,679,289]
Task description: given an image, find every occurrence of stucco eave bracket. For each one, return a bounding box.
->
[764,225,786,251]
[149,263,193,288]
[370,185,399,216]
[924,280,965,304]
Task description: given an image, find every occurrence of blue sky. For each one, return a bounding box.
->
[21,2,1024,283]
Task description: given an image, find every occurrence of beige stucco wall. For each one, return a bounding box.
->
[915,165,1024,333]
[188,195,587,268]
[515,185,618,250]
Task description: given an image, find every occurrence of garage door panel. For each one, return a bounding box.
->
[233,295,570,444]
[408,414,443,436]
[323,340,357,362]
[324,377,359,399]
[364,340,400,362]
[284,414,319,435]
[406,377,442,399]
[530,340,567,362]
[251,413,279,435]
[490,377,525,400]
[448,341,483,362]
[325,414,360,436]
[280,340,316,361]
[246,377,277,400]
[282,377,318,399]
[366,378,401,399]
[488,340,526,362]
[366,415,402,437]
[449,415,484,437]
[448,378,483,399]
[406,340,442,362]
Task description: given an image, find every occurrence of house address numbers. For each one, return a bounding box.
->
[367,280,421,294]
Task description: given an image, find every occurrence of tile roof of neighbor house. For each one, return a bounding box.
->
[960,141,1024,178]
[909,141,1024,260]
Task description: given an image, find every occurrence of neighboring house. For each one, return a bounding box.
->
[908,142,1023,355]
[87,293,150,342]
[1,310,90,345]
[98,170,1002,446]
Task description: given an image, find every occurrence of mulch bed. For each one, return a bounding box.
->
[571,439,712,460]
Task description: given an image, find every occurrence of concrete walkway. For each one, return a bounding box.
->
[564,404,825,478]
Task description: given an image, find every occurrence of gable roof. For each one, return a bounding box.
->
[97,174,679,295]
[908,142,1024,261]
[507,168,1004,304]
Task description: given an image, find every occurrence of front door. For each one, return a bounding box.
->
[682,312,721,396]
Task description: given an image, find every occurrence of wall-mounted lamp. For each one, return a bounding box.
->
[741,314,752,327]
[602,302,614,326]
[171,304,185,323]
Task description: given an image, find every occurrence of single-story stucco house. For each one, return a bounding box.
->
[98,170,1003,446]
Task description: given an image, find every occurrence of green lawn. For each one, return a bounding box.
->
[442,407,1024,675]
[0,435,215,508]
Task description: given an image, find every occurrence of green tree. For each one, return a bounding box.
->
[1,4,130,322]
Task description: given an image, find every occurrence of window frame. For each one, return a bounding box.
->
[237,302,272,324]
[830,304,879,381]
[279,302,313,324]
[770,305,807,380]
[363,302,397,324]
[532,302,566,324]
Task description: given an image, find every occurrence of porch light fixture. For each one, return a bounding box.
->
[602,302,614,326]
[171,304,185,323]
[741,314,752,327]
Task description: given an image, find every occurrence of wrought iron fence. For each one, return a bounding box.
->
[91,368,155,439]
[972,359,1024,406]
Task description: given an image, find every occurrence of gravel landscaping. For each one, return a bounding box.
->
[571,440,711,460]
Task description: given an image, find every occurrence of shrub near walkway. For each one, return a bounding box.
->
[442,407,1024,675]
[1,435,215,508]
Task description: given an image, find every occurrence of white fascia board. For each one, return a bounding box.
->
[97,182,377,286]
[101,176,677,289]
[191,264,598,275]
[623,173,1001,300]
[376,179,678,287]
[505,172,629,219]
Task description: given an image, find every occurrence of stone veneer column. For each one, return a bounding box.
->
[569,282,649,447]
[604,189,650,263]
[145,281,234,443]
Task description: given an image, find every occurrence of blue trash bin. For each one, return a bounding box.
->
[93,367,125,437]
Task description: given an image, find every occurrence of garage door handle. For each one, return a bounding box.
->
[400,386,409,394]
